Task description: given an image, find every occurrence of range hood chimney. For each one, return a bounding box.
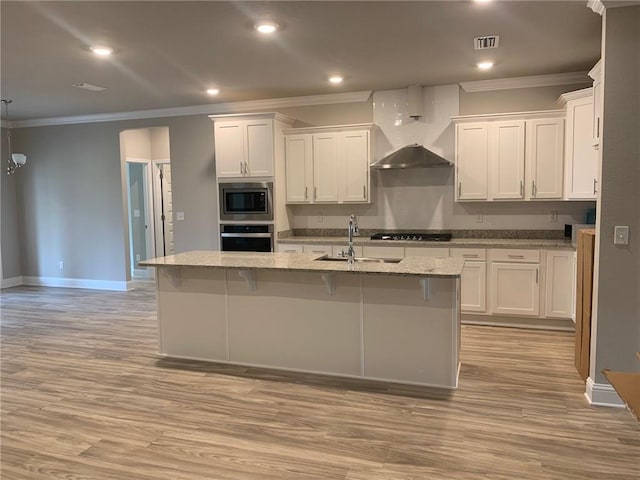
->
[407,85,423,119]
[370,144,452,170]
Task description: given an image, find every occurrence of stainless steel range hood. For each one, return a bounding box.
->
[370,143,452,170]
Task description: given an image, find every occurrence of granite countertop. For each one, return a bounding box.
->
[277,236,575,250]
[141,251,464,278]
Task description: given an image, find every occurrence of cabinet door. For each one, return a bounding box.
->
[491,262,540,316]
[456,123,488,201]
[313,133,339,202]
[214,122,244,177]
[285,135,313,203]
[362,245,404,260]
[592,69,602,149]
[245,120,274,177]
[404,247,450,258]
[489,121,525,200]
[339,131,369,202]
[527,118,564,199]
[564,97,598,200]
[459,261,487,313]
[544,250,574,319]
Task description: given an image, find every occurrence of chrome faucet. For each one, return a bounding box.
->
[345,214,359,264]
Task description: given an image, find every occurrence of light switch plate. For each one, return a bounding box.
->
[614,225,629,245]
[176,212,185,221]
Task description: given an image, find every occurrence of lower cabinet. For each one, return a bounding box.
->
[277,243,303,253]
[544,250,575,319]
[489,249,540,317]
[451,249,487,313]
[362,245,404,259]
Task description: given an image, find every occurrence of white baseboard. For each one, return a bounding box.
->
[585,377,624,407]
[22,276,129,292]
[1,276,24,289]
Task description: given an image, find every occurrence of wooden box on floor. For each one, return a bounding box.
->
[575,229,596,381]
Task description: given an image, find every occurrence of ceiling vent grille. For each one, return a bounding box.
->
[72,82,106,92]
[474,35,500,50]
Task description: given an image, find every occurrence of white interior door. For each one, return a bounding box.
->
[126,160,155,279]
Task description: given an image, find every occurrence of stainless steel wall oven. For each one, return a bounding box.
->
[220,224,274,252]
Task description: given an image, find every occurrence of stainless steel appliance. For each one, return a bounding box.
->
[219,182,273,221]
[370,232,452,242]
[220,224,273,252]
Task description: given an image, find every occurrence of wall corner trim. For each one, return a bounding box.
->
[585,376,624,407]
[11,91,373,128]
[22,276,129,291]
[459,71,590,93]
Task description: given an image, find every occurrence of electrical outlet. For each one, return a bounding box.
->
[550,210,558,223]
[614,226,629,245]
[135,253,141,262]
[58,260,64,270]
[476,214,483,223]
[176,211,185,221]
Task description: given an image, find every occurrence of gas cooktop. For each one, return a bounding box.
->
[370,232,452,242]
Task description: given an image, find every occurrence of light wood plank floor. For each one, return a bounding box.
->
[1,285,638,480]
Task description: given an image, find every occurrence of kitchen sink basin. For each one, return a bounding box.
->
[316,256,402,264]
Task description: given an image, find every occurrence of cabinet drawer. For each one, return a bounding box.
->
[302,244,333,255]
[362,246,405,259]
[405,247,450,258]
[490,249,540,263]
[277,244,303,253]
[451,248,486,261]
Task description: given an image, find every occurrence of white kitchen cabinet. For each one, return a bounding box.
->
[455,123,489,201]
[211,113,294,179]
[560,89,598,200]
[285,134,313,203]
[285,124,374,205]
[589,60,602,150]
[277,244,303,253]
[451,249,487,313]
[313,133,340,202]
[526,118,564,200]
[489,249,540,317]
[453,111,565,202]
[302,244,333,256]
[489,121,525,200]
[544,250,574,319]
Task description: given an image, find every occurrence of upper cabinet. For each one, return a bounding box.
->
[559,88,599,200]
[589,60,603,151]
[453,111,565,202]
[211,113,294,178]
[284,124,374,204]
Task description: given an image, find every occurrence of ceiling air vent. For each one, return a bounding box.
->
[72,82,106,92]
[474,35,500,50]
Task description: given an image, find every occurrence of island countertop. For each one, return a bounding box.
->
[141,251,464,278]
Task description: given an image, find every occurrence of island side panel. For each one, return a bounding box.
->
[157,267,228,361]
[362,276,460,388]
[226,270,362,375]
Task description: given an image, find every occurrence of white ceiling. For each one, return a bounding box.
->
[0,1,601,122]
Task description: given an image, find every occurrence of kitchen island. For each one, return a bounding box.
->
[142,251,464,389]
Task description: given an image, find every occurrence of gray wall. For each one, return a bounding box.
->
[1,127,23,280]
[12,114,216,283]
[592,5,640,380]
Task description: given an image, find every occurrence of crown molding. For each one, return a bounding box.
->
[459,71,591,93]
[12,90,373,128]
[557,87,594,106]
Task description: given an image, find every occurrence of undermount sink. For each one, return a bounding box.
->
[316,256,403,264]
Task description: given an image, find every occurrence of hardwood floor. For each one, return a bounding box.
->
[1,285,638,480]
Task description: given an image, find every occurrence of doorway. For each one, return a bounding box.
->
[120,127,172,280]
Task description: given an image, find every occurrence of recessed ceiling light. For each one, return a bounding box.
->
[255,22,278,34]
[474,0,492,3]
[329,75,344,84]
[90,45,113,57]
[477,61,494,70]
[206,88,220,96]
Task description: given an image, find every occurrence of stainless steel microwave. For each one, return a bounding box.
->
[219,182,273,221]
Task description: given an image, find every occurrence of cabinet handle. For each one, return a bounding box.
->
[363,185,366,198]
[304,186,308,200]
[520,180,524,197]
[596,117,600,139]
[314,186,317,200]
[532,180,536,197]
[593,179,598,195]
[240,162,244,175]
[458,182,462,197]
[535,268,539,284]
[508,254,525,259]
[244,162,249,176]
[462,254,478,258]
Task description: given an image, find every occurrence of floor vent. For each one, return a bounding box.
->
[474,35,500,50]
